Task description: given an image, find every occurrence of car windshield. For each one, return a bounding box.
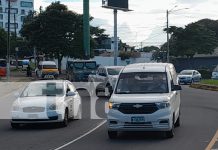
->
[73,62,84,70]
[43,65,57,69]
[115,72,168,94]
[107,68,122,75]
[85,62,96,69]
[21,82,64,97]
[180,70,193,75]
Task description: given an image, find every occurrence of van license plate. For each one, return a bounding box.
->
[44,75,54,79]
[131,117,145,123]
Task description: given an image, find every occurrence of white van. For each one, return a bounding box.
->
[36,61,59,79]
[107,63,182,139]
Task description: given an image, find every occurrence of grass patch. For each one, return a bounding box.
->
[200,79,218,86]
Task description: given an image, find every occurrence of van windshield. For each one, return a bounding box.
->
[115,72,168,94]
[43,65,57,69]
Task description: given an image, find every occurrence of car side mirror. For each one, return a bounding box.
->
[172,85,182,91]
[66,91,76,97]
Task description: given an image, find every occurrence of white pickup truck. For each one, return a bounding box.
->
[88,66,123,97]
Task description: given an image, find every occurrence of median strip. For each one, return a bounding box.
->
[205,130,218,150]
[190,83,218,91]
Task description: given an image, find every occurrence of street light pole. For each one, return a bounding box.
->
[114,9,118,66]
[7,0,11,81]
[166,10,170,63]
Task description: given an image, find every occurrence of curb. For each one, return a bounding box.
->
[190,83,218,91]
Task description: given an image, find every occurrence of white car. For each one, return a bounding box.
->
[11,80,82,128]
[212,65,218,80]
[89,66,124,97]
[178,70,201,84]
[107,63,182,139]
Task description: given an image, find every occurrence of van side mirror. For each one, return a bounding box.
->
[172,85,182,91]
[66,91,76,97]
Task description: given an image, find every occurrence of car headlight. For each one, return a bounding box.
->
[156,102,170,109]
[108,102,120,109]
[48,104,56,110]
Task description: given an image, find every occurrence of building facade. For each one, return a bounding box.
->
[0,0,34,35]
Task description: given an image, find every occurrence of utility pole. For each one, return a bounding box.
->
[114,9,118,66]
[7,0,11,81]
[166,10,170,63]
[83,0,90,59]
[13,13,17,38]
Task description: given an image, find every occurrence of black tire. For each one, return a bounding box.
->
[11,123,20,129]
[175,115,181,127]
[61,110,69,127]
[165,117,175,138]
[108,131,118,139]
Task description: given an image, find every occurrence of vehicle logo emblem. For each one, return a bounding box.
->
[133,104,143,108]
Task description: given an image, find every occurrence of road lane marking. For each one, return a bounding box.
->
[53,120,107,150]
[205,130,218,150]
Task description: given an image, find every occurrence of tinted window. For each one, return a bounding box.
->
[85,62,96,69]
[73,62,84,70]
[115,72,168,94]
[107,68,122,75]
[180,70,193,75]
[43,65,57,69]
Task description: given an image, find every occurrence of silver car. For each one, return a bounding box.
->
[212,65,218,80]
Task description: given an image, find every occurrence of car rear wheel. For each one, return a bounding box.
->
[108,131,118,139]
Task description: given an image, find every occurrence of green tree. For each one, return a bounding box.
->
[0,28,7,58]
[20,2,108,72]
[162,21,218,58]
[142,46,160,52]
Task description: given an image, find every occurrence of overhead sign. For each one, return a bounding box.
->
[102,0,129,11]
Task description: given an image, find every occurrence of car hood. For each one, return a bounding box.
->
[178,75,192,78]
[15,96,64,108]
[110,93,173,103]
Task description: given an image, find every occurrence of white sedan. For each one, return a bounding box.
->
[11,80,82,128]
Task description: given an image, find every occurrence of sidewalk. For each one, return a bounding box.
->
[0,70,34,82]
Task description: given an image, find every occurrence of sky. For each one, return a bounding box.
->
[34,0,218,48]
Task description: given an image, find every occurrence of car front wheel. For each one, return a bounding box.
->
[61,110,69,127]
[108,131,118,139]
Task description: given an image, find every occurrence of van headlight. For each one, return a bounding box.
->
[156,102,170,109]
[109,102,120,109]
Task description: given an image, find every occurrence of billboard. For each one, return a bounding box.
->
[102,0,129,11]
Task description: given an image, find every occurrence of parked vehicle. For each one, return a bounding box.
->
[11,80,82,128]
[107,63,182,139]
[0,59,6,77]
[66,60,97,82]
[212,65,218,80]
[35,61,59,79]
[178,70,201,84]
[88,66,123,97]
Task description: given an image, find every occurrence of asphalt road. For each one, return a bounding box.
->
[0,84,217,150]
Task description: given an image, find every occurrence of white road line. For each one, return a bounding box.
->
[53,120,107,150]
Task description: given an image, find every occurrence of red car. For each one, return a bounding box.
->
[0,59,6,77]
